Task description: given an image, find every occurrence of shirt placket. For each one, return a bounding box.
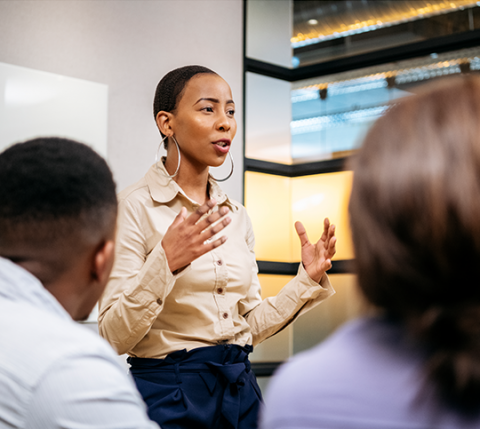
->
[211,247,232,340]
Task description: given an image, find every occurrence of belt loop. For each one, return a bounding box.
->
[174,363,182,384]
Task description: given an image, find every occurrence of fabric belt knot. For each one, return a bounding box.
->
[206,361,249,428]
[127,344,259,429]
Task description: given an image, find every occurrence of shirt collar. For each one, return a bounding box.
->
[145,159,237,210]
[0,256,71,321]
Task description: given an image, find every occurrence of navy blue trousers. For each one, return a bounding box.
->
[128,345,263,429]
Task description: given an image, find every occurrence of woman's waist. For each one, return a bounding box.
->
[128,343,253,372]
[127,329,253,360]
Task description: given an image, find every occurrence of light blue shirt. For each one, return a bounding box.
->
[0,257,159,429]
[261,316,480,429]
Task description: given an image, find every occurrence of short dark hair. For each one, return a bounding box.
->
[349,76,480,415]
[153,65,217,147]
[0,137,117,266]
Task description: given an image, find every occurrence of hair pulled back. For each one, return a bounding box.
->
[153,65,217,147]
[349,76,480,415]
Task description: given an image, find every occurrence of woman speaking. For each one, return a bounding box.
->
[98,65,336,429]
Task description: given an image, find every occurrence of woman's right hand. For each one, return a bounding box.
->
[161,199,231,273]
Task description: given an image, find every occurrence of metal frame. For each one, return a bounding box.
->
[245,28,480,82]
[257,260,355,276]
[245,156,348,177]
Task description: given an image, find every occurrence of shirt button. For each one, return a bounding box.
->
[217,288,224,294]
[216,260,223,266]
[222,312,229,319]
[156,298,163,306]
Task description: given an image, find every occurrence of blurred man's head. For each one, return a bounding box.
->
[0,137,117,320]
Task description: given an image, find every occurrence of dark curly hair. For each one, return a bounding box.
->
[153,65,217,148]
[0,137,117,275]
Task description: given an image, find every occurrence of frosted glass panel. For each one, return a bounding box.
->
[245,172,293,262]
[245,170,354,262]
[258,274,295,299]
[0,62,108,156]
[251,274,362,363]
[245,72,292,164]
[292,273,362,354]
[291,171,354,260]
[250,326,292,363]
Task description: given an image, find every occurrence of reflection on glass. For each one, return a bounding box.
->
[293,0,480,50]
[245,170,354,262]
[247,43,480,164]
[246,0,480,69]
[290,46,480,162]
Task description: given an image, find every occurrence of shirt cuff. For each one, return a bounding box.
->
[296,262,335,301]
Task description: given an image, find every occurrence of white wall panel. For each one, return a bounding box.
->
[0,62,107,156]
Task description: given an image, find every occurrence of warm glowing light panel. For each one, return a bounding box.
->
[245,170,354,262]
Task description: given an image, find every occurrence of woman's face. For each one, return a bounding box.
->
[170,73,237,169]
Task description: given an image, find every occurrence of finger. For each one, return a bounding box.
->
[187,199,217,225]
[295,221,310,247]
[196,206,230,232]
[324,223,335,250]
[170,206,188,228]
[200,235,228,254]
[326,236,337,258]
[320,218,330,242]
[211,235,228,249]
[203,215,232,238]
[322,258,333,272]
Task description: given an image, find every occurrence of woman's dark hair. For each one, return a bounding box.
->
[153,65,217,147]
[349,75,480,415]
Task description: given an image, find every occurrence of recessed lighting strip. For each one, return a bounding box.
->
[291,105,389,135]
[292,1,480,48]
[292,51,480,103]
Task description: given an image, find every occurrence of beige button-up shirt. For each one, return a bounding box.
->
[98,163,335,359]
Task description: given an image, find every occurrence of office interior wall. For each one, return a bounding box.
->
[0,0,244,201]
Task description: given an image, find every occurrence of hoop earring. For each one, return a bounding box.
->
[155,135,181,178]
[210,151,234,182]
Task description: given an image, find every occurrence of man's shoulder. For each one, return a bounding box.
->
[0,301,119,384]
[0,301,133,428]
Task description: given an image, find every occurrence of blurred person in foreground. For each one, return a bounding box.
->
[261,76,480,429]
[0,137,158,428]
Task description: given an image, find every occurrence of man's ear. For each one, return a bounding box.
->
[156,111,174,137]
[91,240,115,286]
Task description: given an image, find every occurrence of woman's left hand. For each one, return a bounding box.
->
[295,218,336,283]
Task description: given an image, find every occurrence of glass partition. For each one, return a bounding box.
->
[245,170,354,262]
[244,0,480,386]
[246,45,480,164]
[293,0,480,67]
[246,0,480,69]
